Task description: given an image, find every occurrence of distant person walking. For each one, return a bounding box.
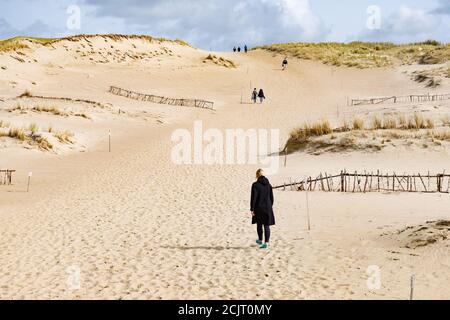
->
[282,57,288,70]
[238,47,241,53]
[251,88,258,104]
[258,89,266,103]
[233,47,237,53]
[250,169,275,250]
[244,45,248,53]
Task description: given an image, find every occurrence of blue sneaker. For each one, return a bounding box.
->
[256,240,263,245]
[260,243,269,250]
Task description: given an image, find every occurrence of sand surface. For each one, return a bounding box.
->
[1,37,449,299]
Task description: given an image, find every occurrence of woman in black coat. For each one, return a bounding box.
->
[258,89,266,103]
[250,169,275,249]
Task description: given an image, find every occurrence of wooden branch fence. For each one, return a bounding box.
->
[109,86,215,110]
[350,93,450,106]
[274,170,450,194]
[0,170,15,185]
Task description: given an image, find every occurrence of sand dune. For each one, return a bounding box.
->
[1,36,449,300]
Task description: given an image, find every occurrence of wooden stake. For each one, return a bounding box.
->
[284,147,288,167]
[410,274,416,300]
[108,130,111,153]
[306,189,311,231]
[27,172,32,193]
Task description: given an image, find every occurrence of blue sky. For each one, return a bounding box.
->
[0,0,449,50]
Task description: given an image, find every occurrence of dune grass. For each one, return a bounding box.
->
[0,121,61,150]
[54,130,74,144]
[255,41,450,68]
[1,34,191,53]
[0,38,30,53]
[203,54,236,68]
[286,114,442,153]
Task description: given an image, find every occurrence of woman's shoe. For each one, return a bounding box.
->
[256,240,263,245]
[260,243,269,250]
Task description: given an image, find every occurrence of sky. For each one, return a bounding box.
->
[0,0,449,50]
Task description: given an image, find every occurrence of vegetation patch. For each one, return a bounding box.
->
[203,54,236,68]
[286,114,447,155]
[255,41,450,68]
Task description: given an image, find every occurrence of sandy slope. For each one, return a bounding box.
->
[0,37,449,299]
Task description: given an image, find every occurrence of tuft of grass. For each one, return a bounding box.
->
[203,54,236,68]
[32,105,67,116]
[9,103,26,113]
[54,130,74,144]
[8,127,26,141]
[28,123,39,133]
[34,136,53,150]
[0,120,11,128]
[352,118,364,130]
[290,120,332,141]
[412,113,426,129]
[19,90,33,98]
[383,117,397,129]
[371,116,382,130]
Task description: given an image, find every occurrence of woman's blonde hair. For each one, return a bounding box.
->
[256,169,265,179]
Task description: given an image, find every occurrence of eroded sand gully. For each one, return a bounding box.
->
[1,37,449,299]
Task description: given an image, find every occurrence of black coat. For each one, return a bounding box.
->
[251,176,275,226]
[258,90,265,98]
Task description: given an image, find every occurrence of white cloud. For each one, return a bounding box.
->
[82,0,329,50]
[357,6,444,43]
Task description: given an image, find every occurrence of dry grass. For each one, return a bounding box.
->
[371,116,382,130]
[289,120,332,141]
[0,35,190,53]
[74,113,91,119]
[203,54,236,68]
[286,114,443,154]
[0,122,62,151]
[7,127,26,141]
[383,117,397,129]
[0,120,10,128]
[28,123,39,133]
[33,136,53,150]
[255,41,450,68]
[19,90,33,98]
[352,118,364,130]
[54,130,74,144]
[8,103,27,113]
[32,105,67,116]
[0,38,30,53]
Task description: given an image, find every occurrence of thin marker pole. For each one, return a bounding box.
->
[306,189,311,231]
[284,147,288,167]
[27,172,32,192]
[410,274,416,300]
[108,130,111,153]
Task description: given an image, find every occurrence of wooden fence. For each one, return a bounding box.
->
[350,93,450,106]
[0,170,15,185]
[275,170,450,194]
[109,86,215,110]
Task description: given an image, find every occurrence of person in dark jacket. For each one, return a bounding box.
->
[250,169,275,249]
[282,57,288,70]
[238,46,241,53]
[251,88,258,104]
[258,89,266,103]
[244,45,248,53]
[233,46,237,53]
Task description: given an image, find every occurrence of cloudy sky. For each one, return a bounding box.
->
[1,0,449,50]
